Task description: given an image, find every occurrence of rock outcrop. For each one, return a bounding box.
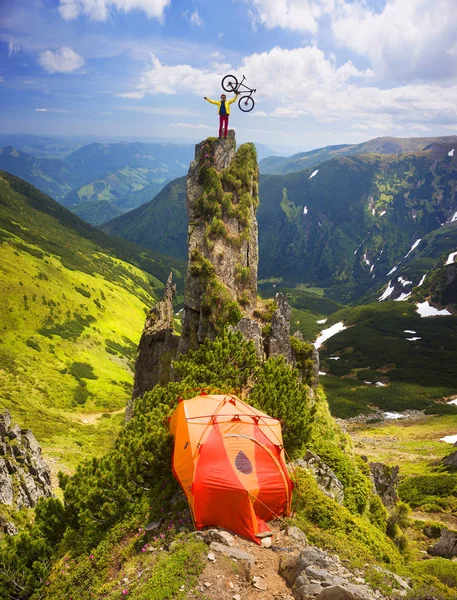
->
[127,133,319,409]
[127,273,179,421]
[280,545,407,599]
[294,451,344,505]
[442,449,457,469]
[266,292,292,361]
[178,131,259,354]
[0,411,52,533]
[428,528,457,558]
[369,462,399,508]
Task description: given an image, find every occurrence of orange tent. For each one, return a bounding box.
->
[169,393,293,544]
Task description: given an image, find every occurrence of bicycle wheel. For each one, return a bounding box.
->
[238,96,255,112]
[222,74,238,93]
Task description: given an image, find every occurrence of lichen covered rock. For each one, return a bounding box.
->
[127,273,179,420]
[179,132,259,354]
[0,410,52,531]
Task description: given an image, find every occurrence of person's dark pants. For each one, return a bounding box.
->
[219,115,229,138]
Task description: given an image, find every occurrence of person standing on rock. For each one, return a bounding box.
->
[204,93,238,139]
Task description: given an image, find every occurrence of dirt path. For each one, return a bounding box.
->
[191,523,295,600]
[76,407,125,424]
[412,511,457,532]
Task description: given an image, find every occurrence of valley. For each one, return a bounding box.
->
[1,133,456,600]
[0,171,185,476]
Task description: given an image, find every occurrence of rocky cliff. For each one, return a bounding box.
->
[178,131,259,354]
[126,273,179,421]
[0,411,52,534]
[127,133,319,417]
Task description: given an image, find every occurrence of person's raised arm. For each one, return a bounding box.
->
[204,97,219,105]
[228,94,239,105]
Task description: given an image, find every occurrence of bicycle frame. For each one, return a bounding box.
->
[233,76,256,97]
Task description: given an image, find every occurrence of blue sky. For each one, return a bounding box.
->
[1,0,457,152]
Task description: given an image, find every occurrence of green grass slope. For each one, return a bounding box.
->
[65,167,167,225]
[0,147,80,202]
[316,301,457,417]
[100,176,188,260]
[0,171,185,474]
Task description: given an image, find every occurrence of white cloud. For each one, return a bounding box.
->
[34,108,74,113]
[119,106,200,116]
[244,1,457,83]
[331,0,457,81]
[117,91,146,99]
[183,9,203,27]
[134,54,227,96]
[171,123,212,129]
[38,47,84,74]
[8,41,19,57]
[58,0,170,21]
[410,124,432,132]
[123,46,457,130]
[444,125,457,131]
[248,0,322,33]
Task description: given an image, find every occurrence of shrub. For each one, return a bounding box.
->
[398,475,457,508]
[25,339,41,352]
[69,362,97,380]
[75,286,91,298]
[74,385,89,405]
[250,355,312,457]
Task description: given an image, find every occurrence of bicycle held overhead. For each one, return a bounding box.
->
[221,74,256,112]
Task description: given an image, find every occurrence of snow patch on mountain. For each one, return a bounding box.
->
[378,281,394,301]
[445,251,457,266]
[309,169,319,179]
[404,239,422,259]
[387,265,398,276]
[314,321,347,350]
[394,292,411,301]
[416,301,451,317]
[398,276,412,286]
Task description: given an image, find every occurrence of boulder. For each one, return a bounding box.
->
[428,528,457,558]
[0,411,11,436]
[0,411,52,518]
[317,586,354,600]
[209,541,255,567]
[0,458,13,505]
[198,528,235,546]
[280,546,383,600]
[295,451,344,504]
[369,462,399,508]
[230,317,264,360]
[442,450,457,469]
[286,525,308,543]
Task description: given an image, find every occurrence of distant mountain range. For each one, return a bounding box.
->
[259,135,457,175]
[0,135,277,226]
[0,141,195,224]
[101,135,457,303]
